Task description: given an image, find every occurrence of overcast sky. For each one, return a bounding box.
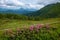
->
[0,0,60,10]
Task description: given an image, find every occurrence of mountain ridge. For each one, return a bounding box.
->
[25,3,60,18]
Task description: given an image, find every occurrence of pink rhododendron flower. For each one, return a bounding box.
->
[36,24,44,29]
[29,25,34,31]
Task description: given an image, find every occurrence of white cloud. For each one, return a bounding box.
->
[0,0,44,10]
[0,0,60,11]
[0,0,25,6]
[58,1,60,2]
[23,4,44,10]
[38,0,60,5]
[0,0,25,9]
[9,0,24,6]
[0,5,21,10]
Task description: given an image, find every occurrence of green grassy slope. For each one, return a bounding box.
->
[0,18,60,39]
[0,18,60,30]
[26,3,60,18]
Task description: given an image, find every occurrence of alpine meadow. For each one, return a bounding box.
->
[0,0,60,40]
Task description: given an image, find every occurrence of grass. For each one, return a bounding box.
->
[0,18,60,37]
[0,18,60,29]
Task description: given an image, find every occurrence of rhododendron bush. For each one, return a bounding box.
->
[0,24,60,40]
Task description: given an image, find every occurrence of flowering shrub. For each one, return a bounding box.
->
[29,25,35,31]
[1,24,60,40]
[36,24,44,29]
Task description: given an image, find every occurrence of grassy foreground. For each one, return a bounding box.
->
[0,18,60,40]
[0,18,60,29]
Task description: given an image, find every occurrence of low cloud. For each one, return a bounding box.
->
[0,0,60,10]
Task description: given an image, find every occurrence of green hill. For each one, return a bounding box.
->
[0,3,60,20]
[26,3,60,18]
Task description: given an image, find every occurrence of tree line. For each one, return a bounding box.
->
[0,13,42,21]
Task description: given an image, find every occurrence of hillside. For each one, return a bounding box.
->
[26,3,60,18]
[0,3,60,20]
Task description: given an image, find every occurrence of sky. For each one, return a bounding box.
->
[0,0,60,11]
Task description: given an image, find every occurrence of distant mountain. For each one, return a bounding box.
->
[0,7,36,14]
[26,3,60,18]
[0,3,60,20]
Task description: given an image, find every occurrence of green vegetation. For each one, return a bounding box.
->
[0,3,60,40]
[0,18,60,38]
[0,18,60,30]
[26,3,60,19]
[0,3,60,20]
[0,21,60,40]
